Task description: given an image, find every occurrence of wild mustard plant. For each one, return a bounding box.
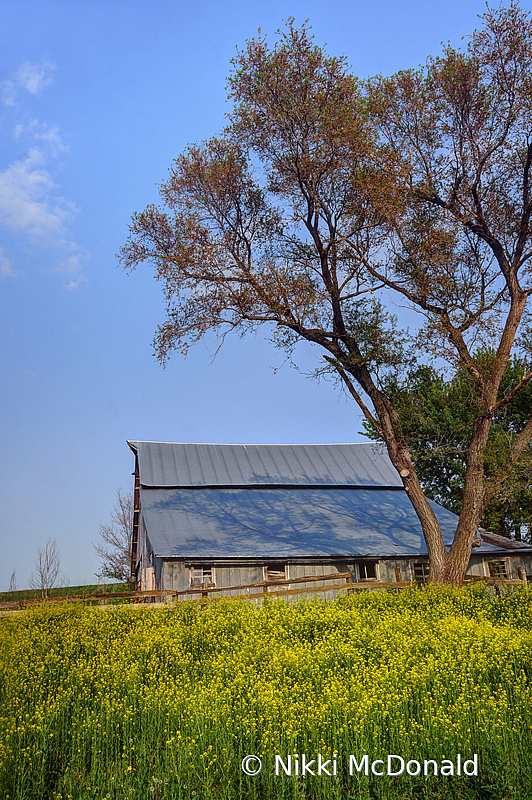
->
[0,587,531,799]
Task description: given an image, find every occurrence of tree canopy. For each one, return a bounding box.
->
[119,5,532,584]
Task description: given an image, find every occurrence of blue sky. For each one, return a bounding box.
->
[1,0,523,590]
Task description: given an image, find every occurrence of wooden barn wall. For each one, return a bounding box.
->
[469,552,532,580]
[157,553,532,594]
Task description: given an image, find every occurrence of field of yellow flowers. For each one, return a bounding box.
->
[1,586,532,800]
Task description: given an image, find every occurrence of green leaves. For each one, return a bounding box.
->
[363,356,532,539]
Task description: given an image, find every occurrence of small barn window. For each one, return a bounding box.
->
[265,564,286,582]
[357,561,378,581]
[190,566,214,586]
[413,562,430,584]
[488,560,508,579]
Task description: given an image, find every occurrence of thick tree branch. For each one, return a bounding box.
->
[490,371,532,413]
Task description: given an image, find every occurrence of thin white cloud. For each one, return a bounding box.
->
[57,246,88,276]
[13,122,28,139]
[13,120,68,156]
[0,148,75,240]
[35,126,68,155]
[64,276,87,291]
[0,247,16,277]
[0,148,87,288]
[2,59,55,106]
[0,60,87,289]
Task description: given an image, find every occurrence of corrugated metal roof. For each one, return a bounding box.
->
[129,441,518,560]
[140,486,476,558]
[127,441,403,488]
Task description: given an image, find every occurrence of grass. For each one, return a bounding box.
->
[0,585,531,799]
[0,582,131,604]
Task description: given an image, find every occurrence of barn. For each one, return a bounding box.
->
[127,440,532,594]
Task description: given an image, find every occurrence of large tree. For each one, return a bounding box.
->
[119,6,532,585]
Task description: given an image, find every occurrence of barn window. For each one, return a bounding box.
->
[488,560,508,579]
[190,566,214,586]
[413,562,430,584]
[357,561,378,581]
[265,564,286,582]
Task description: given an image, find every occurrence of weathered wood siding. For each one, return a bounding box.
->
[157,553,532,596]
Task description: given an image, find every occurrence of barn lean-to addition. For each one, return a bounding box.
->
[127,440,532,595]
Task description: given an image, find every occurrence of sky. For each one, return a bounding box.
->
[1,0,526,591]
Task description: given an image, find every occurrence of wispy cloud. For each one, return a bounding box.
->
[14,119,68,156]
[2,59,55,106]
[0,60,87,289]
[57,245,89,289]
[64,276,87,291]
[59,248,84,274]
[35,126,68,156]
[0,148,75,240]
[0,247,16,277]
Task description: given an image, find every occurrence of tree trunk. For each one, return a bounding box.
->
[366,386,453,582]
[437,416,492,585]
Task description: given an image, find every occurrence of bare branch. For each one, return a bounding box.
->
[490,370,532,413]
[29,538,62,599]
[94,488,133,583]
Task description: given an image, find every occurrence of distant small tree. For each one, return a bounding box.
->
[29,538,62,599]
[8,568,17,597]
[94,488,133,583]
